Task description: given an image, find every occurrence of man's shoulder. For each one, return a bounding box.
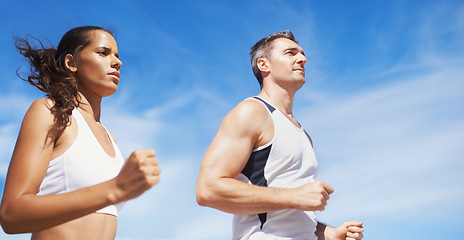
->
[219,97,271,133]
[231,97,270,121]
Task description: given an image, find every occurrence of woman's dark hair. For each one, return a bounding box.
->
[15,26,113,135]
[250,30,298,88]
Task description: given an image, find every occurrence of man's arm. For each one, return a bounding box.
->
[196,99,333,215]
[316,221,364,240]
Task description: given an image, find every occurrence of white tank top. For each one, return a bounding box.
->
[37,109,126,216]
[233,97,319,240]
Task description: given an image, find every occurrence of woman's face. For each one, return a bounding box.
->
[73,30,122,99]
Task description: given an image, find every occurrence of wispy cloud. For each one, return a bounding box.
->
[303,79,464,232]
[100,87,235,239]
[300,44,464,228]
[1,1,463,240]
[291,2,464,232]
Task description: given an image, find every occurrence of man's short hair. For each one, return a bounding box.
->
[250,30,298,87]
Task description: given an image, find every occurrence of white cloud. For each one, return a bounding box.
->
[103,87,236,239]
[0,93,36,177]
[1,1,463,239]
[299,60,464,226]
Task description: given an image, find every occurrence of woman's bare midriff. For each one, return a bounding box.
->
[31,213,117,240]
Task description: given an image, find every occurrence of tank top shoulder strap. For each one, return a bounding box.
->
[251,96,276,113]
[71,108,86,128]
[102,125,117,148]
[72,108,120,158]
[71,108,98,142]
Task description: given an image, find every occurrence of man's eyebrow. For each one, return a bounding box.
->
[285,47,305,56]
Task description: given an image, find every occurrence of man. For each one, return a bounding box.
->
[196,31,364,240]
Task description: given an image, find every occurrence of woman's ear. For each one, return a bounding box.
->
[257,58,270,73]
[64,54,77,72]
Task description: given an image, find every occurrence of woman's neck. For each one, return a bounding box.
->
[77,92,102,122]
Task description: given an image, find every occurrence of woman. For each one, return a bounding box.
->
[0,26,161,239]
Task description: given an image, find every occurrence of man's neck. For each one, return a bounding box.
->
[259,83,296,115]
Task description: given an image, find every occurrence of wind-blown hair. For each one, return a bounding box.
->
[249,30,298,88]
[15,26,113,135]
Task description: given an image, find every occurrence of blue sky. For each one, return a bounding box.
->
[0,0,463,239]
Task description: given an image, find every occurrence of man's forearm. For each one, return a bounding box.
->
[197,177,293,215]
[316,222,334,240]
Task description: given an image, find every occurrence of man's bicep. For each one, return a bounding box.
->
[202,131,255,179]
[200,104,261,179]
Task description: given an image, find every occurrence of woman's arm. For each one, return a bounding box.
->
[0,98,160,233]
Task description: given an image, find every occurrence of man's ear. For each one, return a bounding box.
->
[257,58,270,74]
[64,54,77,72]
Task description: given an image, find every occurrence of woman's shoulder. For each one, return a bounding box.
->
[24,98,56,126]
[30,97,55,108]
[14,98,65,149]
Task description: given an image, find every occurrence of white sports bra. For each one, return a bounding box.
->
[37,108,126,216]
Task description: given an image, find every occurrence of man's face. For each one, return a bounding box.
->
[266,38,307,89]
